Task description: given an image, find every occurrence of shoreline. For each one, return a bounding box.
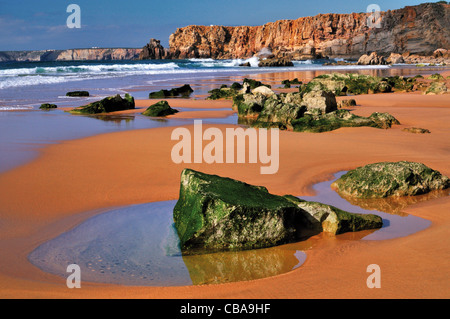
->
[0,89,449,298]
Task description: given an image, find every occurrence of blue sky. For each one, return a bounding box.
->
[0,0,445,51]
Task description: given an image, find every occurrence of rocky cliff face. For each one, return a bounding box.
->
[168,3,450,60]
[0,48,142,62]
[139,38,171,60]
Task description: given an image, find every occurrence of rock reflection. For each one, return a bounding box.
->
[336,189,450,216]
[183,246,306,285]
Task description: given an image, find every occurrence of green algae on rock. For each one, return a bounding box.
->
[149,84,194,98]
[173,169,383,253]
[66,91,90,97]
[331,161,450,199]
[289,110,400,133]
[142,100,179,117]
[39,103,58,110]
[69,94,135,114]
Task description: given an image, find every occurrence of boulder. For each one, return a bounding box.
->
[357,52,388,65]
[256,94,306,125]
[251,86,276,97]
[149,84,194,98]
[425,82,447,95]
[331,161,450,198]
[233,93,266,117]
[402,127,431,134]
[387,53,405,64]
[338,99,357,108]
[290,110,400,133]
[173,169,383,253]
[139,38,170,60]
[283,196,383,235]
[301,90,338,115]
[69,94,135,114]
[142,100,179,117]
[258,57,294,67]
[39,103,57,110]
[66,91,89,97]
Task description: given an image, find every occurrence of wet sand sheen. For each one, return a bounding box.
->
[0,91,449,298]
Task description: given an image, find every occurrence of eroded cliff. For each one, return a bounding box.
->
[168,3,450,60]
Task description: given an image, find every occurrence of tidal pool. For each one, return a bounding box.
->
[29,172,444,287]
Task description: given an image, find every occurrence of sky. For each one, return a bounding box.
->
[0,0,445,51]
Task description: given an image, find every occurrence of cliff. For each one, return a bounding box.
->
[0,48,142,62]
[168,2,450,60]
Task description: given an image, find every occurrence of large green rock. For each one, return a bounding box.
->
[332,161,450,198]
[142,100,178,117]
[173,169,383,253]
[69,94,135,114]
[255,93,306,125]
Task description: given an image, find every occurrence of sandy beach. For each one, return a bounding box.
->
[0,87,449,299]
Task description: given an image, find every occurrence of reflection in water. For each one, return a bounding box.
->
[91,115,135,124]
[28,171,443,287]
[336,189,450,216]
[183,246,305,285]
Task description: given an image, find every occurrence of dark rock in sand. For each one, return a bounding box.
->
[142,100,179,117]
[402,127,431,134]
[258,57,294,67]
[66,91,90,97]
[39,103,58,110]
[69,94,135,114]
[331,161,450,198]
[149,84,194,99]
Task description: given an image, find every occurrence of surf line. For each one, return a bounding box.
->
[171,120,280,175]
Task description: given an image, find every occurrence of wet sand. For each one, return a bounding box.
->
[0,89,449,298]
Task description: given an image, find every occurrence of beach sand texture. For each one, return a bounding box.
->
[0,88,449,299]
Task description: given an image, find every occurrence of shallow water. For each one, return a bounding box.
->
[28,172,442,287]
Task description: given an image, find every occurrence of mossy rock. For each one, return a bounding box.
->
[425,81,448,95]
[39,103,57,110]
[283,196,383,235]
[66,91,90,97]
[331,161,450,198]
[429,73,445,81]
[243,78,271,90]
[149,84,193,98]
[173,169,383,253]
[142,100,179,117]
[338,99,357,108]
[233,93,266,117]
[255,94,306,125]
[69,94,135,114]
[282,78,302,88]
[290,110,399,133]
